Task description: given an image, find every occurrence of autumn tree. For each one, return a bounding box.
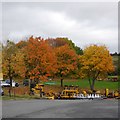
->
[16,40,27,49]
[24,36,57,83]
[0,42,2,80]
[2,41,20,96]
[46,37,83,55]
[55,44,78,87]
[2,40,26,78]
[80,45,115,91]
[2,41,17,81]
[15,40,28,78]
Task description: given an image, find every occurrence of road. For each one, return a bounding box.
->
[2,99,118,118]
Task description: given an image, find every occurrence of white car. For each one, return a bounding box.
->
[0,80,10,87]
[0,80,19,87]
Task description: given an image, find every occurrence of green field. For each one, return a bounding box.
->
[44,78,118,91]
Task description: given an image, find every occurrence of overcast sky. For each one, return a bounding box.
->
[2,2,118,53]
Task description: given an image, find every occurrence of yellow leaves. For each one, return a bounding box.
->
[80,44,115,79]
[2,42,27,78]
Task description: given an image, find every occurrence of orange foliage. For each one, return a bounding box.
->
[55,44,78,77]
[24,36,58,81]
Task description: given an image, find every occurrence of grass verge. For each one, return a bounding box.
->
[1,95,41,100]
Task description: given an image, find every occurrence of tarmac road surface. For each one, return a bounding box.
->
[2,99,118,118]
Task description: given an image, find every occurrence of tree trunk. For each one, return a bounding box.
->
[91,79,95,92]
[8,88,11,97]
[9,76,13,97]
[88,78,93,91]
[90,85,94,92]
[8,57,13,97]
[91,71,100,91]
[61,78,63,87]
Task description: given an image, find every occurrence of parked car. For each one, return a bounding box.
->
[0,80,10,87]
[1,79,19,87]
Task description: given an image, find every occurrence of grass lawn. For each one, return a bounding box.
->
[44,78,118,91]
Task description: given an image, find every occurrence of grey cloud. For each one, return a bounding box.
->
[2,2,118,53]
